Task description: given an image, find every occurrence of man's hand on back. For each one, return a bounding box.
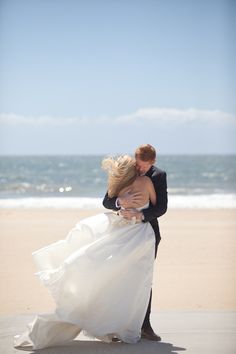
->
[118,190,143,209]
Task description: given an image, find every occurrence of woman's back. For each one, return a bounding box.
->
[118,176,156,208]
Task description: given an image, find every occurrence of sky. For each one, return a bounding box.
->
[0,0,235,155]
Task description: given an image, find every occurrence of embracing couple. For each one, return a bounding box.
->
[14,144,168,349]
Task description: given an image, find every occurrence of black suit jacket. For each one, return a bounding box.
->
[102,165,168,251]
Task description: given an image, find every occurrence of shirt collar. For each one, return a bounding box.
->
[145,165,154,177]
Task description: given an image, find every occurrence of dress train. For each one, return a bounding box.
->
[14,211,155,349]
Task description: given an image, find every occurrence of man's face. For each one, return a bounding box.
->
[135,157,154,175]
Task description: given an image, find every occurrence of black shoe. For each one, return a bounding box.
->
[141,326,161,341]
[112,337,121,342]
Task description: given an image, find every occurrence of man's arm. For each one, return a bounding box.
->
[102,192,120,211]
[142,171,168,222]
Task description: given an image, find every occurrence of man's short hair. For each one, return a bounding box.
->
[135,144,156,162]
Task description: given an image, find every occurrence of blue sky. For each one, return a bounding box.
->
[0,0,235,155]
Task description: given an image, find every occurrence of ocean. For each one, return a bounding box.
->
[0,155,236,209]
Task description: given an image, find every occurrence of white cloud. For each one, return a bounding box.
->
[0,107,235,126]
[0,113,89,125]
[114,107,236,124]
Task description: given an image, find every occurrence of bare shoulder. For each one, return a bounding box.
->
[135,176,152,185]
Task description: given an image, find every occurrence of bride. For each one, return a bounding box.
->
[14,155,156,350]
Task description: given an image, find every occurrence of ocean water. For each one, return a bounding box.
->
[0,155,235,209]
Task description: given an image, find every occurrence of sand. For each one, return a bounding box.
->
[0,208,235,315]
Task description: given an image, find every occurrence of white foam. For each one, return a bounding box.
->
[0,194,236,209]
[168,194,236,209]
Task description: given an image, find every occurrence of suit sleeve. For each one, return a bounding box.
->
[142,171,168,222]
[102,192,120,211]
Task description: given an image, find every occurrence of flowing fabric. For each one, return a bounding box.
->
[14,208,155,349]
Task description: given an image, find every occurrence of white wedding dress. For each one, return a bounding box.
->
[14,203,155,349]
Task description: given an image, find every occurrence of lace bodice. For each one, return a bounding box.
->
[116,202,149,226]
[135,202,149,211]
[121,202,149,212]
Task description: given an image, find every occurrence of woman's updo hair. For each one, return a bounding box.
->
[102,155,137,197]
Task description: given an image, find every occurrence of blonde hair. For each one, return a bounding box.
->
[102,155,137,197]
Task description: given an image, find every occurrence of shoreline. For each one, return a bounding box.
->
[0,193,236,209]
[0,208,236,315]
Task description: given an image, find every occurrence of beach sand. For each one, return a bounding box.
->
[0,208,235,315]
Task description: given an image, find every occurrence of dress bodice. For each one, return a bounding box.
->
[135,202,149,211]
[121,202,149,211]
[120,202,149,212]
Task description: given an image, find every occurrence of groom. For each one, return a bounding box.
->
[103,144,168,341]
